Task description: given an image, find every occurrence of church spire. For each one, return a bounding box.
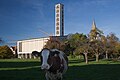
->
[91,20,97,30]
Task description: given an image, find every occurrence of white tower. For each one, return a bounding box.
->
[55,3,64,36]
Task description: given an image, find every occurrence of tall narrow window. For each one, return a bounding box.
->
[56,18,59,21]
[56,27,59,30]
[56,31,59,34]
[56,22,59,26]
[56,10,59,13]
[56,6,59,8]
[19,42,22,52]
[56,14,59,17]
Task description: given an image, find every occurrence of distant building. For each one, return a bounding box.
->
[17,3,66,59]
[55,3,64,36]
[17,36,67,59]
[89,20,103,41]
[17,37,49,59]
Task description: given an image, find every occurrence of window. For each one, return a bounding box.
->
[56,27,59,30]
[56,31,59,34]
[19,42,22,52]
[56,18,59,21]
[56,14,59,17]
[56,10,59,13]
[56,22,59,26]
[56,5,59,8]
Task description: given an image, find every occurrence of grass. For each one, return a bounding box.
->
[0,58,120,80]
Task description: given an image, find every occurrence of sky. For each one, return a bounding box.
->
[0,0,120,45]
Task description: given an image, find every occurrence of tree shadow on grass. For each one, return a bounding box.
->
[0,60,120,80]
[0,62,40,68]
[0,61,45,80]
[66,64,120,80]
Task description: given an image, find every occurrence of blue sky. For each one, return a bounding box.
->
[0,0,120,45]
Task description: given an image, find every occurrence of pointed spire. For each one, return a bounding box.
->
[91,20,97,30]
[91,20,104,34]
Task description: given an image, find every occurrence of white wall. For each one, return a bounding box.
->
[17,37,49,55]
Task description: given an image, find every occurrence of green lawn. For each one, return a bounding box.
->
[0,58,120,80]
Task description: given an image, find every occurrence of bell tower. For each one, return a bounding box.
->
[55,3,64,36]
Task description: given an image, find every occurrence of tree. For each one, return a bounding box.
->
[89,21,104,62]
[75,42,90,64]
[68,33,81,49]
[115,42,120,58]
[63,42,73,56]
[101,35,110,59]
[90,40,103,62]
[67,33,87,57]
[106,33,119,58]
[0,45,14,59]
[99,33,120,60]
[44,37,61,49]
[69,33,91,63]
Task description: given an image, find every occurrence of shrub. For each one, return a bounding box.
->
[0,45,14,59]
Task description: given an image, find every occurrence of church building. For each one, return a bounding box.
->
[17,3,65,59]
